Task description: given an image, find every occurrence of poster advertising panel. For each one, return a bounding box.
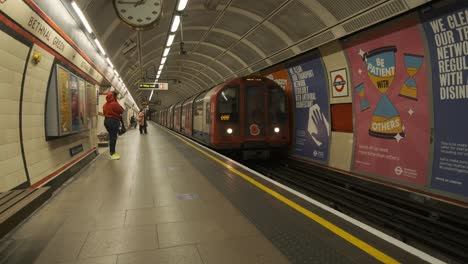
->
[69,74,80,132]
[421,3,468,196]
[78,79,87,129]
[287,53,330,162]
[57,66,71,134]
[344,17,430,185]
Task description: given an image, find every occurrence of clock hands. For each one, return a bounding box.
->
[117,0,146,7]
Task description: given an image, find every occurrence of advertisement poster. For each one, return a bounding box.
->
[79,79,87,129]
[57,66,71,134]
[287,53,330,162]
[265,68,292,92]
[86,83,96,129]
[69,74,80,132]
[421,4,468,196]
[344,17,430,185]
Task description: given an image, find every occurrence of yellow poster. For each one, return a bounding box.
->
[57,66,71,134]
[79,79,87,129]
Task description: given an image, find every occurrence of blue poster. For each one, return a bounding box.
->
[287,53,330,162]
[421,3,468,196]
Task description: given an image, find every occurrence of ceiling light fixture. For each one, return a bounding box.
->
[149,90,154,101]
[71,2,93,34]
[163,47,170,57]
[177,0,188,11]
[166,34,175,47]
[159,64,164,70]
[94,39,105,55]
[171,16,180,32]
[161,57,167,65]
[106,57,114,68]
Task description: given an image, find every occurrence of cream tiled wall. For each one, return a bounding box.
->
[319,40,354,171]
[0,31,30,191]
[22,44,94,185]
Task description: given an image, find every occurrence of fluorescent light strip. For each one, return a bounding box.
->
[159,64,164,70]
[157,70,162,75]
[177,0,188,11]
[149,90,154,101]
[171,16,180,32]
[166,34,175,47]
[106,57,114,68]
[71,2,93,34]
[163,47,170,57]
[94,39,105,55]
[161,57,167,65]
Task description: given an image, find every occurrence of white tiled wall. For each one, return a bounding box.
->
[22,44,94,185]
[0,31,29,191]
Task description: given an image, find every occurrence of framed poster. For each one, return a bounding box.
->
[57,65,72,134]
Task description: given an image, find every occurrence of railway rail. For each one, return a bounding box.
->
[248,159,468,264]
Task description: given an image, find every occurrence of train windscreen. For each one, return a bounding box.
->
[245,84,265,136]
[269,87,287,123]
[218,86,239,122]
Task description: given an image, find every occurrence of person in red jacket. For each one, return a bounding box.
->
[103,91,124,160]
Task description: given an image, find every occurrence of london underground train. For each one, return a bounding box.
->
[155,76,290,159]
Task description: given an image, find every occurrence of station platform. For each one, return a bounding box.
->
[0,123,441,264]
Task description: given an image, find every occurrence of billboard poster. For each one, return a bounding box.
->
[287,53,330,162]
[344,17,430,185]
[421,3,468,196]
[69,74,80,132]
[57,66,71,134]
[79,79,87,129]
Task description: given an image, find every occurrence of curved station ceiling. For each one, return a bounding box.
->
[74,0,425,109]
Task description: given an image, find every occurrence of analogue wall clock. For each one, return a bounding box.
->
[113,0,163,30]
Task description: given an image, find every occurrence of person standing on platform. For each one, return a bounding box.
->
[138,109,147,134]
[103,91,124,160]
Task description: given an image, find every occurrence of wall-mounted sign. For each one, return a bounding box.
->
[330,68,349,98]
[220,114,230,121]
[138,83,168,90]
[69,144,83,157]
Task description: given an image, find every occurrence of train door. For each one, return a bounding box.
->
[193,91,207,142]
[244,80,267,140]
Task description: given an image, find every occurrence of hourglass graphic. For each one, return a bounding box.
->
[364,46,404,139]
[355,83,370,112]
[399,53,423,100]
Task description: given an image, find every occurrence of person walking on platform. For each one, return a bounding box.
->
[138,109,147,134]
[103,91,124,160]
[130,115,137,128]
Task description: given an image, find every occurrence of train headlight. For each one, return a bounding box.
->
[274,127,280,133]
[226,128,233,134]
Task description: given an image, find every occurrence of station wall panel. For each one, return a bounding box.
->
[0,31,29,191]
[21,44,95,185]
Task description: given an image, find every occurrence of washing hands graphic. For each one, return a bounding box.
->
[307,103,330,147]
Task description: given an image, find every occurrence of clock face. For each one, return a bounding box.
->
[113,0,162,30]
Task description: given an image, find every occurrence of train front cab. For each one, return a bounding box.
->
[212,77,290,159]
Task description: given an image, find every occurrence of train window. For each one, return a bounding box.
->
[269,87,287,122]
[206,102,211,124]
[193,92,206,118]
[218,86,239,121]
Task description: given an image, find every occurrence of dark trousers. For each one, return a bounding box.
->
[139,124,147,134]
[104,117,120,154]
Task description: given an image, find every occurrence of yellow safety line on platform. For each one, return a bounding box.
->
[168,130,399,264]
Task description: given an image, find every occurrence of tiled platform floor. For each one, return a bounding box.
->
[1,124,289,264]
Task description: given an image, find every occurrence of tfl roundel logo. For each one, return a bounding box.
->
[249,124,260,136]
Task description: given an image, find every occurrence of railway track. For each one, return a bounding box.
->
[249,159,468,264]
